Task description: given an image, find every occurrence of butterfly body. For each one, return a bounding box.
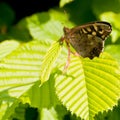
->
[63,21,112,59]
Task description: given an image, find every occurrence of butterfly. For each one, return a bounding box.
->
[60,21,112,70]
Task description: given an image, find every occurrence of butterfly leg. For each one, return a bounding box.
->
[63,42,71,73]
[70,51,80,57]
[63,42,80,73]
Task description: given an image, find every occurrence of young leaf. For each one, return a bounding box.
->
[40,41,62,85]
[55,53,120,120]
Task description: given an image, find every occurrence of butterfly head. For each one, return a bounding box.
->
[63,27,71,35]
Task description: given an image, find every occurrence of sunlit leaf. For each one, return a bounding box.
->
[55,53,120,120]
[0,40,19,59]
[40,41,62,84]
[59,0,74,7]
[40,107,58,120]
[0,40,49,120]
[26,13,63,42]
[26,9,74,42]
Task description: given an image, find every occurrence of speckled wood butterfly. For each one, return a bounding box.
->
[60,21,112,70]
[61,21,112,59]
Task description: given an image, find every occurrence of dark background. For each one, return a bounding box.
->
[0,0,59,23]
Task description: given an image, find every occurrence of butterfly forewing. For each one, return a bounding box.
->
[63,21,112,59]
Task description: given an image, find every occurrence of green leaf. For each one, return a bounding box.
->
[0,40,50,120]
[27,12,63,42]
[0,40,19,59]
[26,9,74,42]
[8,20,32,41]
[25,76,59,109]
[94,101,120,120]
[40,107,58,120]
[93,0,120,15]
[40,41,62,84]
[55,53,120,120]
[105,45,120,64]
[59,0,74,7]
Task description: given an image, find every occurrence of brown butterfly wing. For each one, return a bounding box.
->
[64,21,112,59]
